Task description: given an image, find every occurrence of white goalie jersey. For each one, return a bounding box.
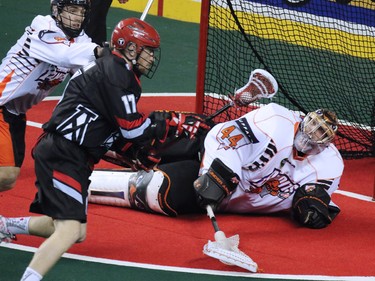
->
[0,15,97,115]
[200,103,344,214]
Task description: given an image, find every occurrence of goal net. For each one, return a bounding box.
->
[195,0,375,159]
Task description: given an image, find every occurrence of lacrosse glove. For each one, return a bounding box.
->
[292,183,340,229]
[194,158,239,210]
[149,110,211,141]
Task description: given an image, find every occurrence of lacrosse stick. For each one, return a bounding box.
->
[233,68,278,106]
[140,0,155,21]
[102,150,137,170]
[203,205,258,272]
[207,69,278,121]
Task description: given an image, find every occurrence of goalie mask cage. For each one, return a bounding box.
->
[195,0,375,159]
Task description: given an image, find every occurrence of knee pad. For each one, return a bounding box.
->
[128,170,176,216]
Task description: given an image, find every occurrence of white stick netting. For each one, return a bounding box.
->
[203,231,258,272]
[233,69,278,106]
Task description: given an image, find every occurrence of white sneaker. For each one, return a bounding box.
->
[0,216,16,243]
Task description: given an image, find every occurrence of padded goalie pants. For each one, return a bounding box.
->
[158,159,203,215]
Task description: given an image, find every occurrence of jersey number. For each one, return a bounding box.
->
[220,125,244,149]
[121,95,136,114]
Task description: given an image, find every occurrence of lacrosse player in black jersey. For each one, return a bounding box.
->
[0,18,210,281]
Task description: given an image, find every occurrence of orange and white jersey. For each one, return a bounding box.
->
[200,103,344,214]
[0,15,98,115]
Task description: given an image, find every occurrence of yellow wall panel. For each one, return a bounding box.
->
[111,0,201,23]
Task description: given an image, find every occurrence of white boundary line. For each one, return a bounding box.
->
[0,243,373,280]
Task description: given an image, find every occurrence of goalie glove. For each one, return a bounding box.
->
[292,183,340,229]
[193,158,240,210]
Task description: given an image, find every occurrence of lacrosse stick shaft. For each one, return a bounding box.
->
[205,101,234,121]
[140,0,155,20]
[206,205,221,232]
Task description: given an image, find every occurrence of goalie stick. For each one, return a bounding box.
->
[203,205,258,272]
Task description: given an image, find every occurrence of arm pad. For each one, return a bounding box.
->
[193,158,240,209]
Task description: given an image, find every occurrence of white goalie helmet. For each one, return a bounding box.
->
[294,109,338,155]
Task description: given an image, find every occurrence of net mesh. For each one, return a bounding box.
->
[199,0,375,159]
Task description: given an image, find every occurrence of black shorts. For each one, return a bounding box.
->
[0,107,26,167]
[30,133,94,223]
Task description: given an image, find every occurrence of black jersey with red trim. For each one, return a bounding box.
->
[43,53,151,162]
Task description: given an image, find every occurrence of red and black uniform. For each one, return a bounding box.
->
[30,52,152,222]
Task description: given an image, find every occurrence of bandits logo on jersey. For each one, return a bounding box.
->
[246,168,299,200]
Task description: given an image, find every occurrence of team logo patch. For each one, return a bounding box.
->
[117,38,125,46]
[304,184,316,193]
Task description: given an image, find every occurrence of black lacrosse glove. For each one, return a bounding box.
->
[133,146,161,171]
[292,184,340,229]
[108,137,160,171]
[193,158,239,210]
[149,110,211,141]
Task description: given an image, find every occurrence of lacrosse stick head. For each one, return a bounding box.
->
[233,69,278,107]
[203,231,258,272]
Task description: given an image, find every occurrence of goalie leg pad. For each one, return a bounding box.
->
[128,170,176,216]
[88,169,176,216]
[88,169,134,207]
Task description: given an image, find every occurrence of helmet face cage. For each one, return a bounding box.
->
[51,0,90,38]
[111,18,161,78]
[294,109,338,155]
[135,47,161,79]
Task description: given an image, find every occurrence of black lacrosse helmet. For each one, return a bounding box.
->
[51,0,91,38]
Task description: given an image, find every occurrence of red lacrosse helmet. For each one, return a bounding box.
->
[111,18,160,53]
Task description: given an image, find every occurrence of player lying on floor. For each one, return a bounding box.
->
[88,80,344,229]
[0,69,342,254]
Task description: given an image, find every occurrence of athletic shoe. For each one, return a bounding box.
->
[0,216,16,243]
